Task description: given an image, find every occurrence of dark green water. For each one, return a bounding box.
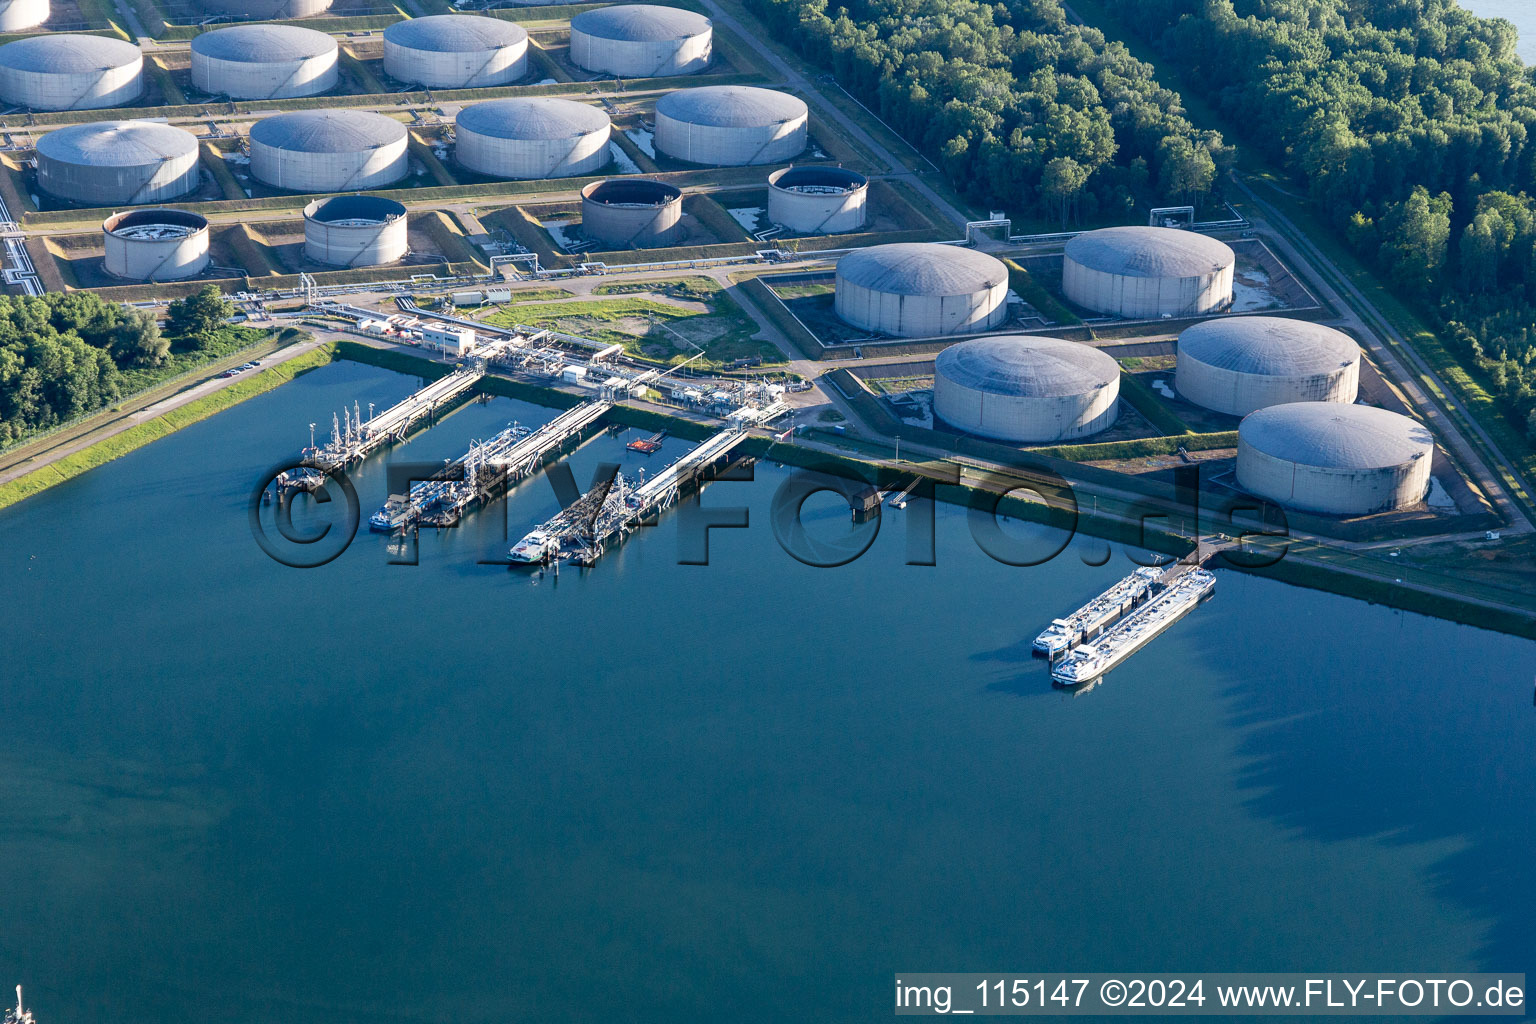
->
[2,361,1534,1022]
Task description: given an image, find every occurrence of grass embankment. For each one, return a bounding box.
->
[1116,372,1192,436]
[735,276,824,358]
[1002,258,1080,325]
[0,344,335,511]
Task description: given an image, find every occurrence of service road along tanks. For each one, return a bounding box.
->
[1062,225,1235,319]
[0,34,143,111]
[767,165,867,234]
[835,242,1009,338]
[1176,316,1361,417]
[580,178,682,249]
[249,109,409,192]
[197,0,331,19]
[191,25,339,100]
[383,15,528,89]
[568,4,711,78]
[933,335,1120,443]
[653,85,806,166]
[454,97,611,179]
[36,120,201,205]
[102,209,210,281]
[0,0,47,34]
[303,195,408,267]
[1236,402,1434,515]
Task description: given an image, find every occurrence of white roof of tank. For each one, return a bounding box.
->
[570,4,709,41]
[837,243,1007,296]
[250,109,407,152]
[655,85,806,127]
[37,119,198,165]
[0,33,141,73]
[1240,402,1433,469]
[1179,316,1359,376]
[191,24,337,62]
[456,97,609,139]
[937,335,1118,398]
[1065,225,1235,278]
[383,14,527,52]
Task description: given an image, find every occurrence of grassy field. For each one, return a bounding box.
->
[591,277,721,300]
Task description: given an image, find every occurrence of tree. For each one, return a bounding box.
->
[111,309,169,367]
[1381,187,1452,291]
[1156,135,1215,205]
[166,285,234,349]
[1041,156,1090,228]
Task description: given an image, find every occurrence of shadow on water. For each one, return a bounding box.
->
[1191,574,1536,969]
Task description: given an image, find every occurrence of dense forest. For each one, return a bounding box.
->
[745,0,1232,225]
[1099,0,1536,440]
[0,286,238,447]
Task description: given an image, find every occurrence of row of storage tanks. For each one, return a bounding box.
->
[0,5,714,108]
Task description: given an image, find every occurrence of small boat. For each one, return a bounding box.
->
[509,529,560,564]
[627,431,666,454]
[6,985,35,1024]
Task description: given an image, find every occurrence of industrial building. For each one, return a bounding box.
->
[835,243,1009,338]
[249,109,409,192]
[580,178,682,249]
[0,0,47,34]
[767,165,866,234]
[1063,226,1234,319]
[1236,402,1434,515]
[0,33,143,111]
[1176,316,1360,417]
[383,15,528,89]
[102,209,210,281]
[934,335,1120,442]
[454,97,611,179]
[199,0,331,19]
[36,120,202,206]
[191,24,339,100]
[568,4,712,78]
[303,195,408,267]
[653,85,807,166]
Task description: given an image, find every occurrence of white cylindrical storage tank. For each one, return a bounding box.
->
[454,97,610,180]
[383,15,528,89]
[1176,316,1361,417]
[198,0,331,19]
[249,110,409,193]
[767,165,866,234]
[933,335,1120,442]
[835,243,1009,338]
[0,34,143,111]
[0,0,48,34]
[191,25,338,100]
[580,178,682,249]
[568,4,711,78]
[303,194,408,267]
[102,208,210,281]
[36,120,201,205]
[653,85,806,166]
[1237,403,1434,515]
[1063,225,1235,319]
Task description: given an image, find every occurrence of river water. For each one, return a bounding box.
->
[2,362,1534,1022]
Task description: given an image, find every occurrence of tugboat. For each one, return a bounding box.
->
[5,986,35,1024]
[626,430,665,454]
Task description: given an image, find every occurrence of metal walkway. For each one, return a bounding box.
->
[304,365,483,473]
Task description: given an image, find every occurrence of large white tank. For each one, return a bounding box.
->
[1237,402,1434,515]
[835,243,1009,338]
[383,15,528,89]
[934,335,1120,443]
[580,178,682,249]
[653,85,806,166]
[303,194,408,267]
[36,120,201,205]
[198,0,331,19]
[454,97,610,180]
[249,109,409,193]
[767,165,866,234]
[102,209,210,281]
[1176,316,1360,417]
[0,0,48,33]
[1063,226,1234,319]
[568,4,711,78]
[191,24,338,100]
[0,34,143,111]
